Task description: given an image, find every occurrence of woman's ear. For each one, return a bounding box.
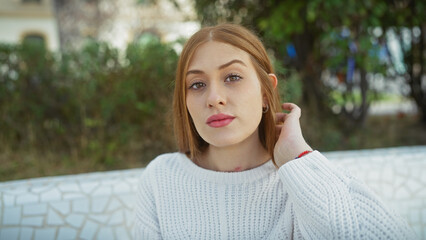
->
[268,73,278,89]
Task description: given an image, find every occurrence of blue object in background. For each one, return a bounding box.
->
[286,43,297,59]
[346,42,357,83]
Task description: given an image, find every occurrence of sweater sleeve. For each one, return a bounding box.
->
[133,168,162,240]
[278,150,417,240]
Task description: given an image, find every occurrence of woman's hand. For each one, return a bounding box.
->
[273,103,312,168]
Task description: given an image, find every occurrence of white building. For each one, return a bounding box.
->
[0,0,199,52]
[0,0,60,51]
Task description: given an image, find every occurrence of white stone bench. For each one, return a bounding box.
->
[0,169,140,240]
[1,146,425,239]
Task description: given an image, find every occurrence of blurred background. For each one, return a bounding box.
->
[0,0,425,181]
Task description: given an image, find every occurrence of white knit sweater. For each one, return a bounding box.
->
[134,151,416,239]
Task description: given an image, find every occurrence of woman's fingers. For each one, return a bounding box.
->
[281,102,298,111]
[275,112,287,124]
[280,103,301,119]
[275,103,301,123]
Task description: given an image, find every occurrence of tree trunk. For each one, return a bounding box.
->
[419,23,426,123]
[407,0,426,124]
[291,6,332,118]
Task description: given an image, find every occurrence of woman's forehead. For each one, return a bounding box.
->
[187,41,251,70]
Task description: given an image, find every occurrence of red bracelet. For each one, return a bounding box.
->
[296,150,312,159]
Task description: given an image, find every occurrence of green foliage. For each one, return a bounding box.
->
[273,59,303,103]
[0,39,178,166]
[193,0,426,126]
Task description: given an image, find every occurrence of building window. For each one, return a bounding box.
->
[137,0,154,6]
[22,0,42,3]
[22,33,45,47]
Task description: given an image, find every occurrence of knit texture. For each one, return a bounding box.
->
[134,151,416,239]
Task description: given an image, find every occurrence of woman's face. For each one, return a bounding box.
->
[185,41,264,148]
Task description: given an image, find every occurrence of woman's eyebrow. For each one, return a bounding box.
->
[218,59,247,70]
[186,69,204,76]
[186,59,247,76]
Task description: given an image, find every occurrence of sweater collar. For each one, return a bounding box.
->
[177,153,276,185]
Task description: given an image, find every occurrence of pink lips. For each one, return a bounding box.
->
[206,113,235,128]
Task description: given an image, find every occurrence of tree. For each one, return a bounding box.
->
[380,0,426,123]
[192,0,425,125]
[54,0,119,50]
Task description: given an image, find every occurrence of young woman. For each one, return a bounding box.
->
[134,24,415,239]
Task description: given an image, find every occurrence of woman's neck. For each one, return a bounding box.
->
[196,131,270,172]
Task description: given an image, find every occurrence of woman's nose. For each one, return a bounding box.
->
[206,84,226,108]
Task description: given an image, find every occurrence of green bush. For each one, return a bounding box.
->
[0,38,178,167]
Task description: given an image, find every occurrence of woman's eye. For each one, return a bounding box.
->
[189,82,206,90]
[225,74,242,82]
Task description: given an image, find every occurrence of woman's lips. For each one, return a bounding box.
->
[206,114,235,128]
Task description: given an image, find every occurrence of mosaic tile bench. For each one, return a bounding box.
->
[1,146,425,240]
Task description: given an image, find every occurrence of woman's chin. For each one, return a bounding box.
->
[202,136,247,149]
[200,128,259,149]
